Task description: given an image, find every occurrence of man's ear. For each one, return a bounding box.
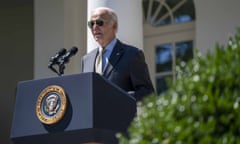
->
[113,22,118,33]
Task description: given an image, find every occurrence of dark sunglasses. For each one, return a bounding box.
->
[87,19,104,28]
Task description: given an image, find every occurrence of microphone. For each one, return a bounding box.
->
[58,47,78,75]
[48,48,67,67]
[60,46,78,64]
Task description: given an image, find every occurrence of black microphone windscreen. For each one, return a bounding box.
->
[70,47,78,55]
[58,48,67,55]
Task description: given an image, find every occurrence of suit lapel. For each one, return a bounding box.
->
[103,40,124,77]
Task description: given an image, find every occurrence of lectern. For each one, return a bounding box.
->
[10,72,136,144]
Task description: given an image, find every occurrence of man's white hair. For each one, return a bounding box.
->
[92,7,118,24]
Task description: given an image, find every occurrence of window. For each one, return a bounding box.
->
[143,0,196,95]
[143,0,195,26]
[155,41,193,94]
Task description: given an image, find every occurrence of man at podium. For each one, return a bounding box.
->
[11,7,154,144]
[82,7,155,101]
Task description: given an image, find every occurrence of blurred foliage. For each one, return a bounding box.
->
[117,29,240,144]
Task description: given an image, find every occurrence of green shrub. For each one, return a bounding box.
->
[117,29,240,144]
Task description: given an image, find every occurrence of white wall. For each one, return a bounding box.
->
[194,0,240,53]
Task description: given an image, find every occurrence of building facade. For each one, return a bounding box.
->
[34,0,240,93]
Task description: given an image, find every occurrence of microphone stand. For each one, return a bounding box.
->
[48,56,67,76]
[59,61,66,76]
[48,63,62,76]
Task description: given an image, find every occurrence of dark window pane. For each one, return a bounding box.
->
[155,44,173,72]
[173,0,196,24]
[156,75,173,95]
[176,41,193,63]
[157,15,171,26]
[155,7,171,26]
[142,0,148,20]
[152,1,160,16]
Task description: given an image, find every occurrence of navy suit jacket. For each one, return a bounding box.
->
[81,40,155,101]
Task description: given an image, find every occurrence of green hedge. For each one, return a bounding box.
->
[118,29,240,144]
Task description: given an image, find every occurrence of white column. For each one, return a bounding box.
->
[34,0,87,78]
[63,0,87,74]
[34,0,64,78]
[87,0,143,52]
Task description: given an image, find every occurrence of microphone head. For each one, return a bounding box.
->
[61,47,78,63]
[58,48,67,56]
[70,47,78,55]
[49,48,67,63]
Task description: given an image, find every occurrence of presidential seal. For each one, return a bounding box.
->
[36,85,67,125]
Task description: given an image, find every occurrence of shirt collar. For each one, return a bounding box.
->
[98,38,117,52]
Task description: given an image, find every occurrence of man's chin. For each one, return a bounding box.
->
[95,38,103,44]
[94,35,102,39]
